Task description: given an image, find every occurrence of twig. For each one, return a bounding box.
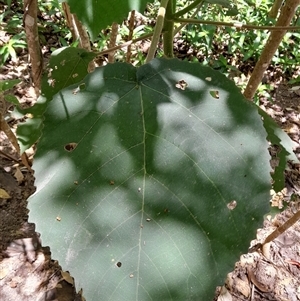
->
[173,0,204,18]
[23,0,43,96]
[62,2,91,51]
[0,149,20,164]
[146,0,169,63]
[95,32,154,57]
[126,10,135,63]
[173,1,204,36]
[173,17,300,31]
[108,22,119,63]
[244,0,300,100]
[263,209,300,245]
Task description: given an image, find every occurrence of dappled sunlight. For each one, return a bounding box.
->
[96,92,119,116]
[84,67,105,91]
[34,154,78,196]
[136,221,212,296]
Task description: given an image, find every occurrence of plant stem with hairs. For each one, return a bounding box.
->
[146,0,169,62]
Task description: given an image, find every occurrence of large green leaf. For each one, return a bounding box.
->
[28,58,271,300]
[15,47,96,153]
[66,0,153,40]
[258,108,299,192]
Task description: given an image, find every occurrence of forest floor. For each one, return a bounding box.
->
[1,5,300,301]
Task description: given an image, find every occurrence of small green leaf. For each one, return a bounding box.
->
[7,44,16,60]
[4,94,20,105]
[0,79,21,92]
[11,40,27,48]
[226,7,239,16]
[289,76,300,84]
[205,0,233,8]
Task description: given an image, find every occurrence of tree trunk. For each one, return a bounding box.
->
[108,22,119,63]
[269,0,284,18]
[23,0,42,96]
[62,2,91,51]
[243,0,300,100]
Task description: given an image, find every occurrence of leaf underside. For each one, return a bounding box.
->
[28,58,271,300]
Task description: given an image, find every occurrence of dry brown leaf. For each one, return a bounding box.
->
[262,242,271,260]
[247,267,269,293]
[14,167,24,184]
[21,153,32,171]
[0,188,11,199]
[217,286,232,301]
[0,118,20,154]
[77,288,86,301]
[61,271,74,286]
[234,277,250,298]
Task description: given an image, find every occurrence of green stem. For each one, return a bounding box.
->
[145,0,169,63]
[96,32,154,56]
[173,0,204,18]
[173,1,203,37]
[173,17,300,31]
[163,0,174,58]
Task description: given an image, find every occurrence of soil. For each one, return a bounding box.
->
[1,3,300,301]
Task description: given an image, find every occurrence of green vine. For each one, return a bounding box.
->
[173,0,204,18]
